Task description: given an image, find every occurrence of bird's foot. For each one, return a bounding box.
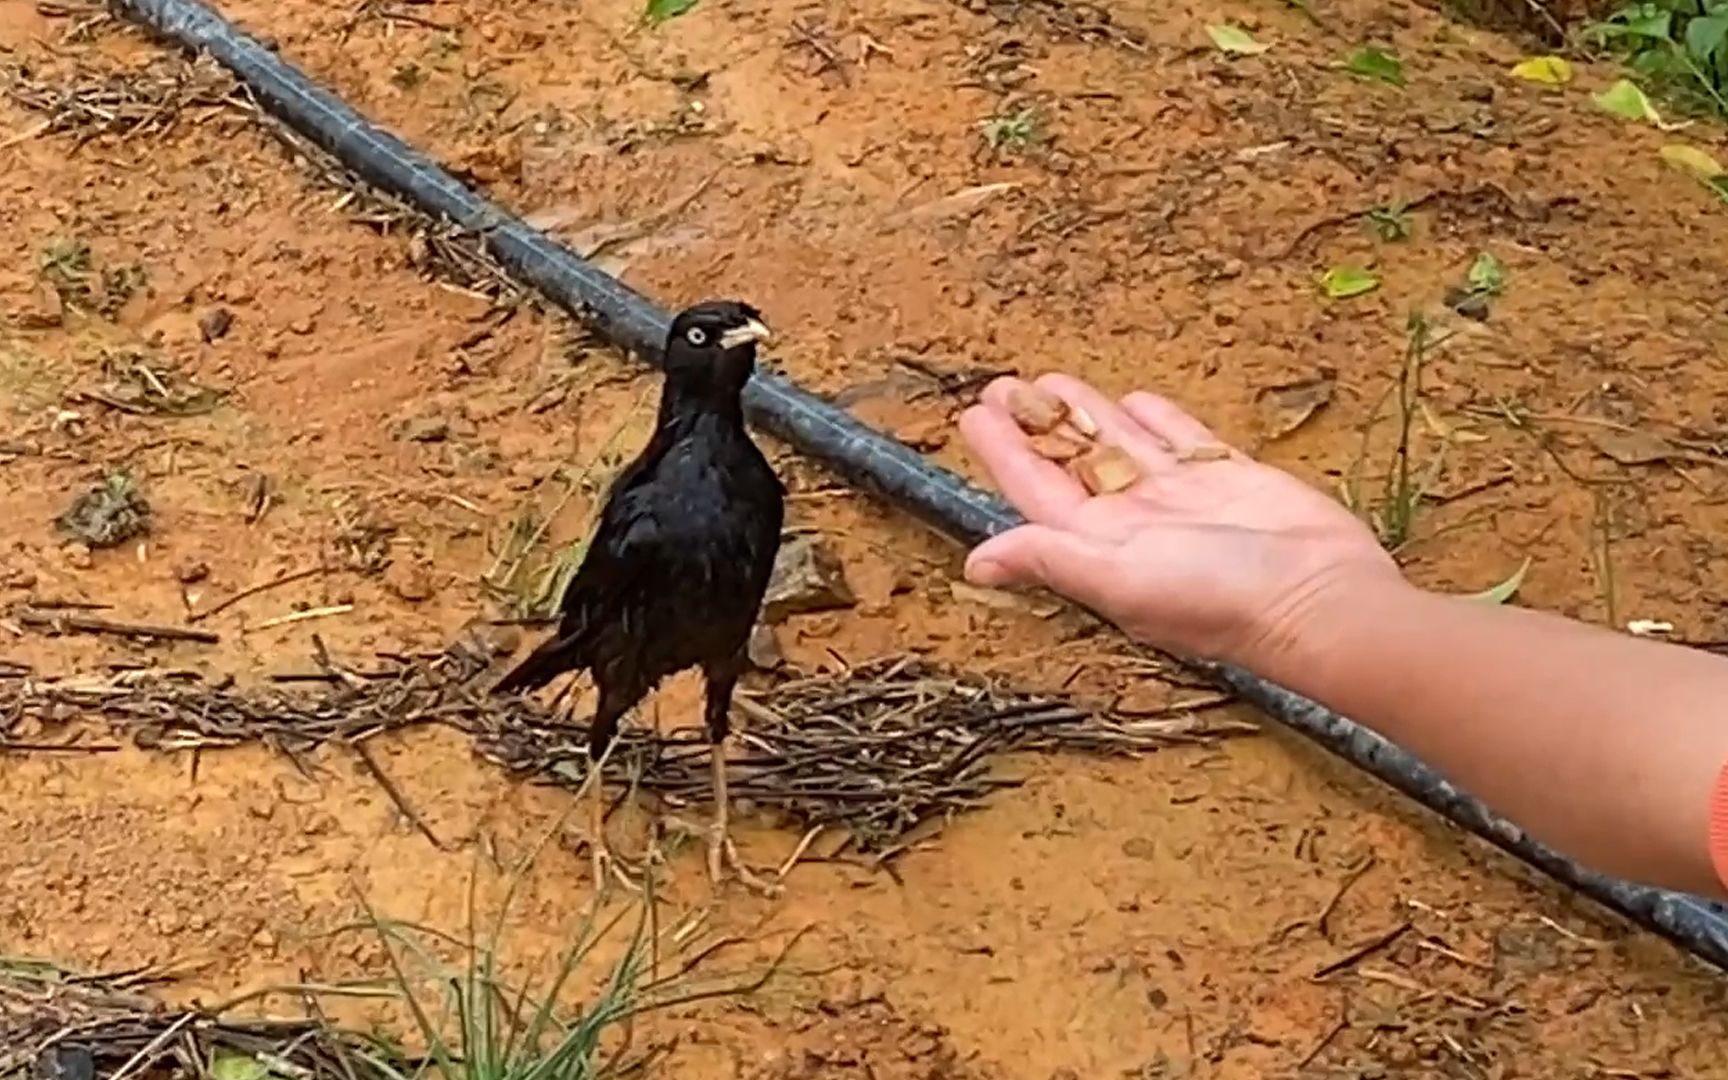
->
[588,837,645,897]
[707,824,782,897]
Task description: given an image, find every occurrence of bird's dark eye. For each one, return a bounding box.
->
[686,327,708,346]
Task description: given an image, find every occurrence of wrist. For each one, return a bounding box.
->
[1228,561,1423,687]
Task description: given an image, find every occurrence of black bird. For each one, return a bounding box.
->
[494,299,785,892]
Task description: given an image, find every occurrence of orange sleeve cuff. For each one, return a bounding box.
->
[1711,757,1728,892]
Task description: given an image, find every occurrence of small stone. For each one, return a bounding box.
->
[762,535,855,622]
[198,306,234,343]
[288,315,315,335]
[1121,836,1157,860]
[252,928,278,950]
[62,542,93,571]
[12,280,64,330]
[747,623,784,669]
[175,559,210,584]
[36,1045,95,1080]
[384,560,434,603]
[396,416,450,443]
[1460,81,1495,103]
[453,617,520,660]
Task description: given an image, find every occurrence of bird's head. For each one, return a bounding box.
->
[664,299,771,393]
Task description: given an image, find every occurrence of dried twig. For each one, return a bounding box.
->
[189,566,326,623]
[1312,922,1413,981]
[350,741,445,850]
[249,605,354,632]
[14,608,219,645]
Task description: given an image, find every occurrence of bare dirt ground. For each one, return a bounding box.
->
[6,0,1728,1075]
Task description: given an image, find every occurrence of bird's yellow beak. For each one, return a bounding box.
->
[718,318,771,350]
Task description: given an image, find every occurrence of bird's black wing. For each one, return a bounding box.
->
[491,446,671,694]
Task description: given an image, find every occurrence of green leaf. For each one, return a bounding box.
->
[1206,24,1270,55]
[1467,251,1505,295]
[643,0,698,24]
[1685,14,1728,63]
[1620,10,1672,39]
[1594,78,1661,123]
[1660,142,1725,179]
[1319,265,1380,299]
[1509,55,1573,85]
[1467,558,1531,604]
[210,1052,269,1080]
[1345,46,1405,86]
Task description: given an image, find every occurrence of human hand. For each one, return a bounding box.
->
[959,374,1403,666]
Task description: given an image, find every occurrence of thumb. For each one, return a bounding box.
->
[964,524,1114,603]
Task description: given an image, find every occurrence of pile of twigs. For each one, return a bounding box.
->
[0,648,1249,849]
[480,654,1248,846]
[0,964,391,1080]
[1,52,236,145]
[1,48,524,302]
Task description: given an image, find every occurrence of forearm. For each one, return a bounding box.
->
[1246,577,1728,897]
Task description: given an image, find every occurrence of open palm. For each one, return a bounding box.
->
[960,375,1398,664]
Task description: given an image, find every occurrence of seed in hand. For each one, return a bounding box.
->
[1027,431,1090,462]
[1070,444,1139,495]
[1064,403,1099,438]
[1006,384,1070,435]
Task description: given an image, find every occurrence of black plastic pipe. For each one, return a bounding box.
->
[118,0,1728,971]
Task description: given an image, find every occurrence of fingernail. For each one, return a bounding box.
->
[965,555,1005,586]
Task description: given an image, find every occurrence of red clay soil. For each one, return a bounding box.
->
[5,0,1728,1076]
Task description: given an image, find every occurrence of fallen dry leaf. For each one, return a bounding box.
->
[1256,377,1334,440]
[1070,443,1140,494]
[950,581,1060,617]
[891,182,1019,227]
[1590,429,1679,465]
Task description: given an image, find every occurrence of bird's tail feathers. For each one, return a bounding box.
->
[491,633,586,695]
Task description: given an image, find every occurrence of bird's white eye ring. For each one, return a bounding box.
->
[686,326,708,346]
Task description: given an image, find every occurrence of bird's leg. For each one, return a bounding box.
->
[702,658,780,896]
[585,689,643,896]
[705,747,778,895]
[588,772,615,894]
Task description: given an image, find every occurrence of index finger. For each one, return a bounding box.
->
[958,400,1089,523]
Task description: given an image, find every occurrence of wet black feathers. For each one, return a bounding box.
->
[492,300,785,754]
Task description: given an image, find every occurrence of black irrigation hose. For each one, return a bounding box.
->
[118,0,1728,971]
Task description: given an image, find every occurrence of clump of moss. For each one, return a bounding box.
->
[58,471,151,548]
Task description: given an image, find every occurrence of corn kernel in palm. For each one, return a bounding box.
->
[1176,444,1231,463]
[1007,384,1071,434]
[1070,443,1139,495]
[1028,431,1089,463]
[1065,403,1099,438]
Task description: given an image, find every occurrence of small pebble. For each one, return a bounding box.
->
[384,560,434,603]
[62,542,93,570]
[198,306,234,343]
